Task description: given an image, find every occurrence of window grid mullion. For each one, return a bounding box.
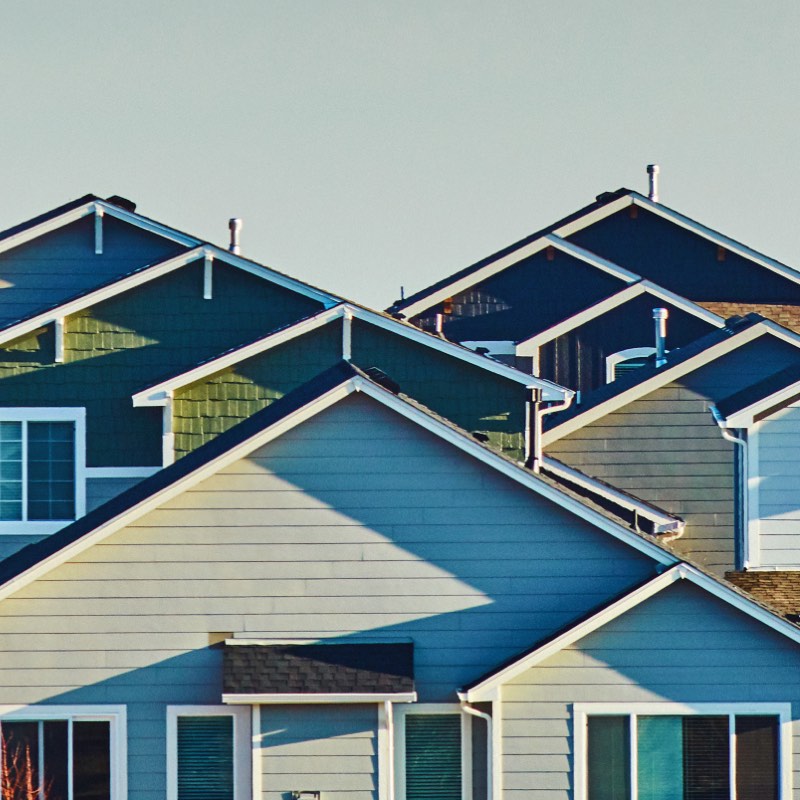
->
[21,421,28,522]
[630,714,638,800]
[67,718,74,800]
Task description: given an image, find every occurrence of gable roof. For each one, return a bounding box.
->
[459,562,800,701]
[0,361,680,604]
[712,362,800,427]
[131,302,569,405]
[391,189,800,320]
[541,314,800,444]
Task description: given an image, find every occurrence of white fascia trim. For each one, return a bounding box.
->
[719,379,800,428]
[133,305,346,405]
[223,693,417,705]
[347,306,568,398]
[132,302,567,406]
[546,234,641,282]
[517,280,725,354]
[632,194,800,288]
[464,563,800,701]
[0,247,207,348]
[541,456,683,534]
[0,381,360,603]
[355,380,675,567]
[0,203,95,254]
[95,201,201,247]
[551,194,633,238]
[85,466,160,479]
[543,323,777,444]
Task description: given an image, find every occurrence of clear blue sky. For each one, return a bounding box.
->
[2,1,799,308]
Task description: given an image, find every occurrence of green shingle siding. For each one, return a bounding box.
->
[0,260,324,466]
[173,321,343,457]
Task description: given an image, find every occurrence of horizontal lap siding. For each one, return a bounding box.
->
[502,581,800,800]
[259,706,377,800]
[0,394,657,799]
[547,383,735,574]
[755,403,800,566]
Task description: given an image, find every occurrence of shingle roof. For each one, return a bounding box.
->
[714,362,800,420]
[224,643,414,695]
[725,571,800,619]
[0,194,99,241]
[543,313,765,432]
[698,302,800,333]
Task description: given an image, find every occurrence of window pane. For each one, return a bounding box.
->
[1,720,40,799]
[638,716,683,800]
[27,421,75,521]
[0,422,22,521]
[178,716,234,800]
[406,714,461,800]
[587,716,630,800]
[44,719,69,800]
[736,716,778,800]
[73,720,111,800]
[683,716,729,800]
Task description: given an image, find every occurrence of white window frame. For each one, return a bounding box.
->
[573,701,792,800]
[0,703,127,800]
[605,347,656,383]
[166,705,250,800]
[0,407,86,534]
[393,704,472,800]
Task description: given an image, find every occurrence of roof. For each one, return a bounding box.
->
[0,193,99,240]
[460,563,800,701]
[223,642,414,696]
[0,360,682,603]
[698,302,800,334]
[542,313,777,440]
[714,362,800,423]
[725,571,800,619]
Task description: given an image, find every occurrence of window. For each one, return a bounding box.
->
[575,704,790,800]
[166,706,249,800]
[395,705,471,800]
[605,347,656,383]
[0,409,85,530]
[0,705,125,800]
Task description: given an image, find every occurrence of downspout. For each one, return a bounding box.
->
[531,392,574,473]
[710,405,749,567]
[384,701,395,800]
[460,703,492,800]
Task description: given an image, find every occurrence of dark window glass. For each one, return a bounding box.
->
[736,716,778,800]
[405,714,461,800]
[44,720,69,800]
[587,716,630,800]
[27,422,75,520]
[177,716,234,800]
[682,716,729,800]
[1,720,40,799]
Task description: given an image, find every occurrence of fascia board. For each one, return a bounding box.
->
[465,562,800,701]
[0,381,360,603]
[723,380,800,428]
[203,244,339,308]
[132,305,346,405]
[348,306,568,399]
[632,195,800,288]
[546,234,642,282]
[0,203,96,255]
[356,380,676,567]
[550,194,633,238]
[542,324,768,445]
[96,201,201,247]
[0,247,207,347]
[636,280,727,326]
[222,693,417,705]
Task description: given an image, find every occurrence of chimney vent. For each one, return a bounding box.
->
[653,307,669,367]
[228,218,243,255]
[647,164,660,202]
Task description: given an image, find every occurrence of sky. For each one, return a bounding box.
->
[2,1,800,309]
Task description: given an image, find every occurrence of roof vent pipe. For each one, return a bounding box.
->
[647,164,660,202]
[228,218,243,255]
[653,307,668,367]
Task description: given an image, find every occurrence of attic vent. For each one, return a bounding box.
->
[362,367,401,394]
[105,195,137,213]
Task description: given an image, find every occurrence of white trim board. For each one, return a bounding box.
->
[515,279,725,355]
[396,227,639,319]
[715,379,800,428]
[222,692,417,705]
[0,373,677,606]
[461,563,800,702]
[542,319,800,445]
[132,302,569,406]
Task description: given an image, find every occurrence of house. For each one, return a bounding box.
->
[0,190,799,800]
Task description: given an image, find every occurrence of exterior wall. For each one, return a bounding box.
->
[546,337,800,575]
[352,320,528,459]
[0,258,324,466]
[0,214,186,327]
[173,321,343,458]
[752,402,800,567]
[0,393,657,800]
[259,705,377,800]
[501,581,800,800]
[86,475,148,512]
